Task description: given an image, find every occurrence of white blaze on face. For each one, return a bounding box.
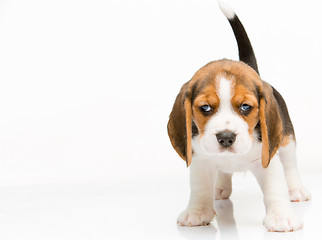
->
[199,77,253,156]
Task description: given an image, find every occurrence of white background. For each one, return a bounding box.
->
[0,0,321,239]
[0,0,321,186]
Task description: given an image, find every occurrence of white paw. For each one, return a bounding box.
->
[289,186,311,202]
[263,211,303,232]
[177,207,216,227]
[215,187,232,200]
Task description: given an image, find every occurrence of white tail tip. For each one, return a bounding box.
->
[218,1,236,20]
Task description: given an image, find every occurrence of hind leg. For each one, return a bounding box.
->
[279,138,311,202]
[214,171,232,200]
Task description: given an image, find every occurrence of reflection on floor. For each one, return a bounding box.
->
[0,173,319,240]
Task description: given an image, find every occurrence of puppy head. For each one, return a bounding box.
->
[167,59,283,167]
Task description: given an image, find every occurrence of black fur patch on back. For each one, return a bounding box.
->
[272,86,295,138]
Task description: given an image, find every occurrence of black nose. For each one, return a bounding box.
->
[216,131,236,148]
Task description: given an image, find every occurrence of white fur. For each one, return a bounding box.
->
[214,171,232,200]
[279,140,311,201]
[218,1,236,20]
[177,80,309,232]
[177,158,217,226]
[251,155,303,232]
[178,142,304,231]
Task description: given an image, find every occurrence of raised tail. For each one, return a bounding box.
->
[218,1,259,74]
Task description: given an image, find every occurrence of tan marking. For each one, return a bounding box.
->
[259,82,283,168]
[281,135,295,147]
[185,99,193,167]
[259,98,270,168]
[231,84,259,136]
[192,85,220,136]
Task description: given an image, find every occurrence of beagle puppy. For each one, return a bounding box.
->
[167,2,311,232]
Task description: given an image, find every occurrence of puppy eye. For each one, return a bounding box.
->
[240,104,253,115]
[199,105,213,115]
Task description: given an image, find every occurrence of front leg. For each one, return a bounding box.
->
[251,155,303,232]
[178,160,216,226]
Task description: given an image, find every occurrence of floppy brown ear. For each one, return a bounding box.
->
[259,83,284,168]
[167,85,193,167]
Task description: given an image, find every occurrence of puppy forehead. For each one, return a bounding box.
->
[233,84,259,104]
[192,74,258,105]
[190,60,261,101]
[193,83,219,104]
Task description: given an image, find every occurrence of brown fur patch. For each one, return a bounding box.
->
[168,83,189,161]
[260,82,284,167]
[259,98,270,168]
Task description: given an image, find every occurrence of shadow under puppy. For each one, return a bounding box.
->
[167,2,311,232]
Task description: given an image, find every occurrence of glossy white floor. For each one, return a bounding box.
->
[0,173,319,240]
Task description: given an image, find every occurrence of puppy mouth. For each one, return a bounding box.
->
[219,147,236,154]
[201,139,237,155]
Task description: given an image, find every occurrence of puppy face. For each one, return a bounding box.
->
[193,75,259,156]
[168,59,283,167]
